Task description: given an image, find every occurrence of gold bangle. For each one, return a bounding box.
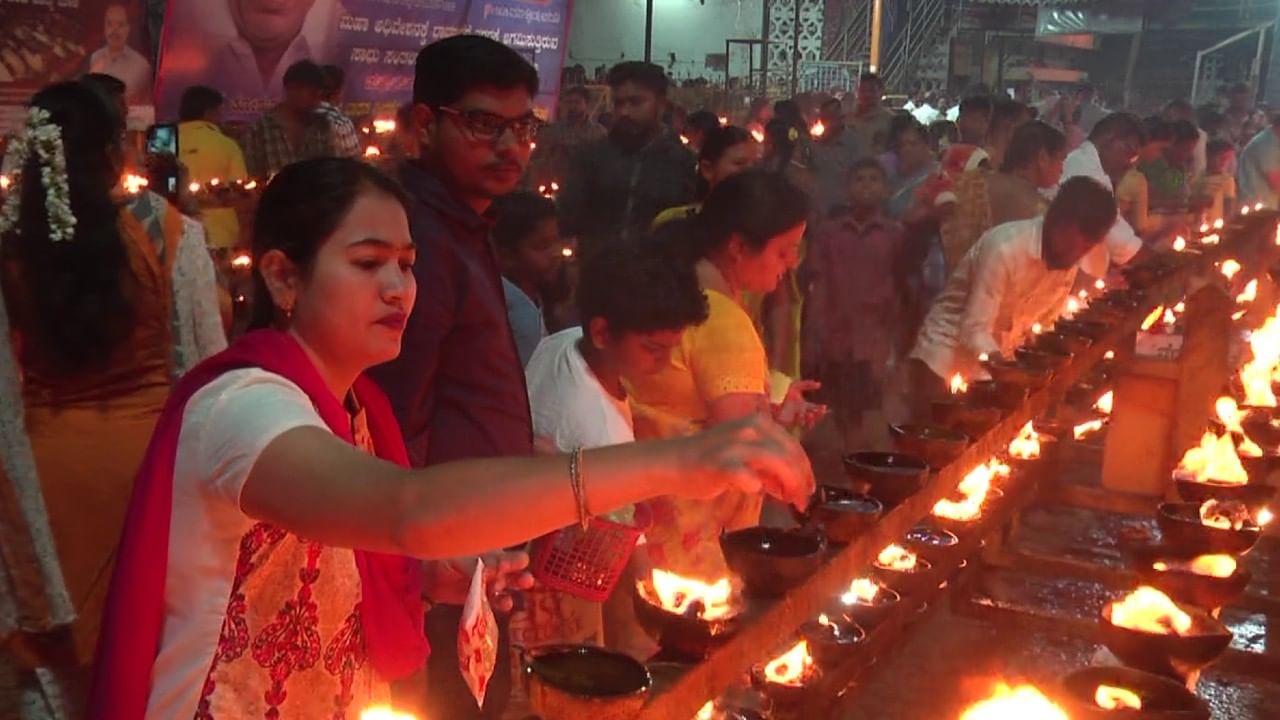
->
[569,447,589,530]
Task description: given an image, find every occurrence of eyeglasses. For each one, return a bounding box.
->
[436,106,543,145]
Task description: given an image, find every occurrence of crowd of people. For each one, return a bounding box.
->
[2,29,1279,720]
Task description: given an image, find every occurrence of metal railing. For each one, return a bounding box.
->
[881,0,950,91]
[827,0,872,63]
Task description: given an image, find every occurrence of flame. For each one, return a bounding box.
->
[978,352,990,363]
[209,178,221,187]
[0,175,10,191]
[1095,391,1114,415]
[372,118,397,134]
[750,128,765,143]
[1173,236,1188,252]
[679,134,690,145]
[1221,259,1243,280]
[1174,302,1186,313]
[1243,205,1252,215]
[1095,685,1143,710]
[230,252,253,270]
[361,707,416,720]
[188,181,201,193]
[842,577,881,605]
[1199,222,1210,233]
[1241,315,1280,407]
[810,120,826,138]
[960,684,1068,720]
[1066,296,1082,316]
[1141,305,1165,331]
[1095,279,1106,291]
[1105,350,1115,360]
[121,173,149,194]
[244,180,258,190]
[1008,422,1042,460]
[1031,322,1043,335]
[1154,554,1237,578]
[950,373,969,394]
[1176,430,1248,485]
[645,569,736,621]
[1237,279,1259,305]
[1256,202,1265,211]
[1199,498,1251,530]
[1108,586,1194,635]
[561,246,574,258]
[1234,309,1249,321]
[1074,419,1105,440]
[696,701,715,720]
[718,115,729,126]
[1214,218,1225,230]
[1259,507,1274,526]
[818,613,836,629]
[876,544,919,571]
[762,639,814,686]
[364,145,382,158]
[529,141,536,150]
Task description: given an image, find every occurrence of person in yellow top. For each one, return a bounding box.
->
[177,85,249,250]
[651,125,760,229]
[1115,117,1183,241]
[629,170,825,580]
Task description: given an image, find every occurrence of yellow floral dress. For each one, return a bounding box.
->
[627,289,769,580]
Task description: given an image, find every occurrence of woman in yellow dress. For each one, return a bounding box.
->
[629,170,824,580]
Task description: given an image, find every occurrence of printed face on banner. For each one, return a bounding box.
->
[104,4,131,53]
[229,0,317,53]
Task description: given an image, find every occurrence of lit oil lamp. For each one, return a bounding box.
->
[932,373,1002,438]
[750,128,765,143]
[1095,391,1114,416]
[372,118,397,134]
[1242,204,1252,216]
[1236,279,1259,305]
[872,543,935,595]
[960,683,1067,720]
[679,134,690,145]
[1064,666,1210,717]
[121,173,149,194]
[750,638,820,708]
[1095,684,1142,710]
[1213,218,1225,230]
[1220,258,1242,280]
[0,174,10,192]
[1073,418,1105,440]
[1141,549,1251,610]
[809,120,825,138]
[1172,235,1188,252]
[364,145,382,158]
[718,115,729,126]
[361,706,416,720]
[1256,202,1265,211]
[838,576,901,628]
[1008,422,1042,460]
[632,569,743,659]
[799,612,865,669]
[1100,586,1232,679]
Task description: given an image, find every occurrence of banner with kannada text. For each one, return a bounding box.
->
[155,0,573,121]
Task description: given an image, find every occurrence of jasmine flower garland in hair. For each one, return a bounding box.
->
[0,107,77,243]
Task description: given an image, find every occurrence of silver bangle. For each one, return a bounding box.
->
[569,447,589,530]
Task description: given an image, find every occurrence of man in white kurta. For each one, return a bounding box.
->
[908,177,1118,416]
[1059,112,1148,278]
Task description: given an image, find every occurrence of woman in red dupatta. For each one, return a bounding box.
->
[88,158,814,719]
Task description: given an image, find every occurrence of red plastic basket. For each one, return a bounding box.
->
[529,517,643,601]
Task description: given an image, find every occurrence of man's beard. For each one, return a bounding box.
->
[610,120,656,152]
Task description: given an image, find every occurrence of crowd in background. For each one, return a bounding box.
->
[2,32,1280,720]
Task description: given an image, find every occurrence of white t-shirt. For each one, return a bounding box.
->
[525,328,634,452]
[146,369,326,719]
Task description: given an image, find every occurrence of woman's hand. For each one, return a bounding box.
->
[422,551,535,613]
[774,379,828,431]
[676,415,816,510]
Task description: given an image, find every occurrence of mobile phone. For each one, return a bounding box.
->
[145,123,180,197]
[146,123,178,157]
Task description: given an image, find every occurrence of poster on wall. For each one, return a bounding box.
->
[155,0,573,122]
[0,0,153,131]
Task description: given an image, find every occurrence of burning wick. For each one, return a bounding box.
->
[644,569,736,621]
[360,706,416,720]
[1031,322,1043,335]
[1095,685,1143,710]
[1173,236,1188,252]
[1221,259,1242,280]
[1174,301,1186,313]
[762,639,814,687]
[1108,586,1193,636]
[0,175,10,191]
[810,120,826,138]
[1008,422,1042,460]
[244,180,258,190]
[1259,507,1274,526]
[364,145,382,158]
[876,544,918,571]
[1104,350,1115,360]
[696,701,716,720]
[1153,554,1237,578]
[1203,233,1221,245]
[1213,218,1225,230]
[1200,498,1252,531]
[949,373,968,394]
[1094,391,1113,415]
[1243,205,1252,216]
[230,252,253,271]
[750,128,765,143]
[960,683,1068,720]
[1255,202,1265,211]
[121,173,149,194]
[978,352,990,363]
[1066,297,1082,316]
[1176,429,1249,485]
[1199,222,1210,233]
[841,577,881,605]
[679,134,690,145]
[1073,419,1105,440]
[372,118,397,134]
[1237,279,1259,304]
[1094,279,1106,291]
[718,116,728,126]
[561,246,574,258]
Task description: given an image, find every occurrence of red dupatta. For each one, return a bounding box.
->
[89,330,428,719]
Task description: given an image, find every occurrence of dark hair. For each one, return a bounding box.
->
[320,64,345,99]
[1198,108,1225,135]
[250,159,411,329]
[659,170,809,261]
[1169,119,1199,144]
[414,35,539,106]
[929,119,959,146]
[178,85,224,122]
[1164,99,1193,116]
[1142,116,1173,143]
[1206,138,1234,163]
[959,95,994,118]
[991,98,1029,131]
[489,191,558,252]
[699,125,753,165]
[887,114,927,152]
[762,117,798,170]
[283,60,325,89]
[1046,177,1117,240]
[563,85,589,102]
[81,72,126,100]
[1,82,129,376]
[773,100,805,131]
[685,110,721,138]
[577,242,708,334]
[849,156,887,180]
[607,61,668,97]
[1090,112,1145,145]
[819,97,842,114]
[1229,82,1252,95]
[859,72,884,88]
[1001,120,1066,172]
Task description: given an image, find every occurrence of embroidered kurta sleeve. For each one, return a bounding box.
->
[0,285,73,635]
[689,294,768,401]
[959,238,1014,360]
[172,217,227,377]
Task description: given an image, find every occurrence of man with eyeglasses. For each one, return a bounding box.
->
[369,34,542,720]
[559,61,696,255]
[1059,112,1151,277]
